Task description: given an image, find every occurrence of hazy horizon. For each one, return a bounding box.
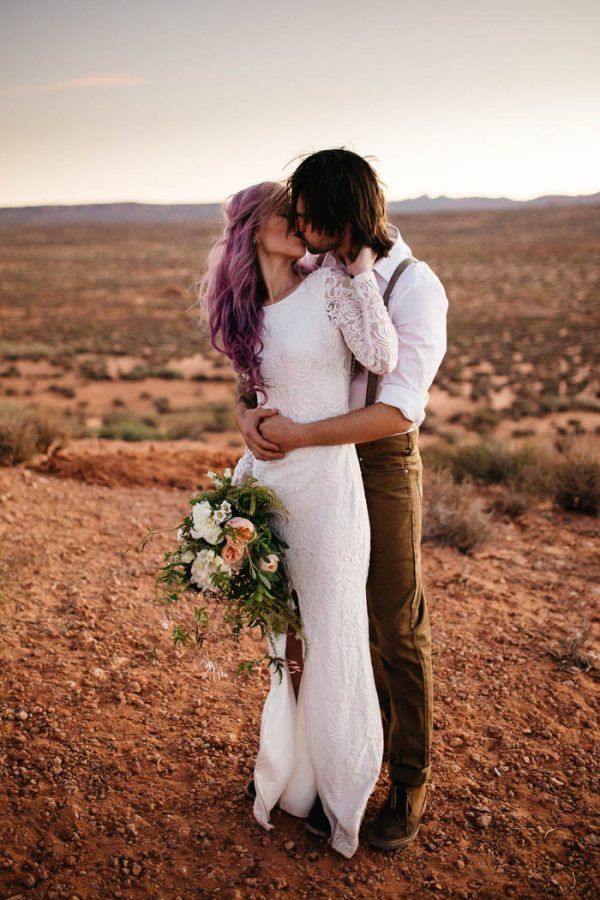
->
[2,0,599,207]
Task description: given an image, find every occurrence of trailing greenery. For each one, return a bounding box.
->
[139,469,303,678]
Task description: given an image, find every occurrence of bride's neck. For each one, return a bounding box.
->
[258,253,300,302]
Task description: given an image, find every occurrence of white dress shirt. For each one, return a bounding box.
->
[306,225,448,435]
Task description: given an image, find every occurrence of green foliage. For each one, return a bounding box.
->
[152,469,303,679]
[98,409,163,441]
[162,403,238,440]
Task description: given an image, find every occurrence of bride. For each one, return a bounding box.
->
[200,181,398,858]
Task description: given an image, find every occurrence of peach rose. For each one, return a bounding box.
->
[259,553,279,573]
[221,541,245,568]
[226,516,256,546]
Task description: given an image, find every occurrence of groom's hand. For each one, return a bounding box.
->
[237,405,285,460]
[259,414,305,452]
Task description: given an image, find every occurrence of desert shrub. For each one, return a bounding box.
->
[48,384,76,398]
[153,395,171,414]
[120,364,148,381]
[491,489,528,519]
[0,401,70,464]
[423,469,493,554]
[164,412,207,441]
[469,407,503,434]
[424,438,541,486]
[0,364,21,377]
[79,360,112,381]
[553,450,599,516]
[121,366,183,381]
[147,367,184,380]
[98,409,162,442]
[191,372,234,383]
[163,403,237,440]
[202,403,237,432]
[0,341,55,361]
[547,620,596,671]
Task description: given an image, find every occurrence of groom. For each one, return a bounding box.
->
[236,149,448,850]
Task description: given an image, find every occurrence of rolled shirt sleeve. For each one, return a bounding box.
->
[370,274,448,427]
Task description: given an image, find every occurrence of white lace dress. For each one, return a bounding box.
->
[232,265,398,858]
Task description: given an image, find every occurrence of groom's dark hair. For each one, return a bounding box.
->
[288,148,394,259]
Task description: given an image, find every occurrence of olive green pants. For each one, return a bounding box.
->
[357,429,433,787]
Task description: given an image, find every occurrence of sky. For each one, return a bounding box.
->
[1,0,599,207]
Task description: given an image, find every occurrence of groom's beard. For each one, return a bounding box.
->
[298,232,346,256]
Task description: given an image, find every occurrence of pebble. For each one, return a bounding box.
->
[283,840,295,851]
[474,813,493,829]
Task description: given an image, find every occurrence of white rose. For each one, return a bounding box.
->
[179,550,195,563]
[190,501,222,544]
[190,548,233,589]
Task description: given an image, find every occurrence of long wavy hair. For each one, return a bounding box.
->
[197,181,289,399]
[288,148,393,260]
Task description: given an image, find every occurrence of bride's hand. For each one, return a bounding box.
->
[344,246,377,277]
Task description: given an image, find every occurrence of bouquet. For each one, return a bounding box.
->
[155,468,303,677]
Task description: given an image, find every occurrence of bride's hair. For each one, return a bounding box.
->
[197,181,289,399]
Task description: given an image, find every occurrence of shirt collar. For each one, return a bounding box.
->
[373,224,413,283]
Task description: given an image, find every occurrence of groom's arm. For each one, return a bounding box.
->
[260,402,413,450]
[260,275,449,452]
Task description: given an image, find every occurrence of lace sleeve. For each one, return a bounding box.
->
[324,269,399,374]
[231,446,255,484]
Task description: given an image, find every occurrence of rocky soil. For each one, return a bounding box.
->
[0,440,598,899]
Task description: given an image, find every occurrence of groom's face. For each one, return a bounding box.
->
[293,195,350,256]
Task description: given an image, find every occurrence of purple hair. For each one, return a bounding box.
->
[198,181,288,398]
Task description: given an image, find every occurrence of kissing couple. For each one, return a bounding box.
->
[200,148,448,857]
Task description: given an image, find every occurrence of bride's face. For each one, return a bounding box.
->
[255,212,306,261]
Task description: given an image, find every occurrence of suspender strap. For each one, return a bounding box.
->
[365,256,417,407]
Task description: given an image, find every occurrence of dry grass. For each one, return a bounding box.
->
[424,437,599,517]
[553,449,600,515]
[424,438,542,486]
[0,401,70,464]
[423,468,493,554]
[547,620,597,672]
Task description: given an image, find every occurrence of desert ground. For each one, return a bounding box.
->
[0,204,599,898]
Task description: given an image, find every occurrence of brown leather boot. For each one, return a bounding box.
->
[367,782,428,850]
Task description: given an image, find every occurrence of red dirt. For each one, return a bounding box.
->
[0,440,598,899]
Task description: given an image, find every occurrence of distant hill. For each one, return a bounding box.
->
[0,192,598,226]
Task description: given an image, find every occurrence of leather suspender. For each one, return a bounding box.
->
[364,256,418,407]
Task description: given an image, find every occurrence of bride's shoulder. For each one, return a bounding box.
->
[304,263,345,289]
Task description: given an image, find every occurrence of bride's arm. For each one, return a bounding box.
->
[324,268,399,375]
